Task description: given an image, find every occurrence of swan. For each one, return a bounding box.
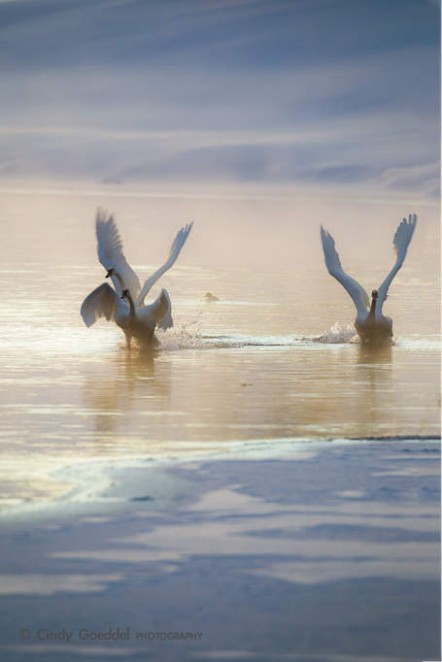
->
[81,209,193,347]
[320,213,417,345]
[120,285,172,347]
[81,278,173,348]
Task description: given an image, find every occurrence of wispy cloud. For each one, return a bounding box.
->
[0,0,438,202]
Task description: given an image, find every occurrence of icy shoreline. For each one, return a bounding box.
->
[0,438,440,661]
[0,436,439,525]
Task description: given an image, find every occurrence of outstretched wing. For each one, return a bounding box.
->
[375,213,417,317]
[80,283,119,327]
[136,223,193,306]
[96,208,140,298]
[320,226,370,317]
[145,288,173,331]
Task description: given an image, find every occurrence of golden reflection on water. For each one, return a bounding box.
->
[0,194,439,507]
[0,284,440,507]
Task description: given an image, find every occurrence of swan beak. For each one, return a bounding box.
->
[105,270,112,278]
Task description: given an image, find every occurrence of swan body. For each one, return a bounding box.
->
[81,209,193,347]
[118,286,172,347]
[320,214,417,345]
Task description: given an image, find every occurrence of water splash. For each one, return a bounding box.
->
[160,329,298,351]
[315,322,358,344]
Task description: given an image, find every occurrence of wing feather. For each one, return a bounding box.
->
[80,283,119,327]
[320,226,370,317]
[145,288,173,331]
[136,223,193,306]
[375,214,417,317]
[95,208,140,298]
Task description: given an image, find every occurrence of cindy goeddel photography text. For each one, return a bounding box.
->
[19,626,203,644]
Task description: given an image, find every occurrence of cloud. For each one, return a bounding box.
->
[0,0,438,202]
[381,163,440,198]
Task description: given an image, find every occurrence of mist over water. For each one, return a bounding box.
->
[0,190,439,508]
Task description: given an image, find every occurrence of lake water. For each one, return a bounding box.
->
[0,190,439,509]
[0,190,440,662]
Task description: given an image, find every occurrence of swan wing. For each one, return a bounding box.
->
[320,225,370,317]
[136,222,193,306]
[375,213,417,317]
[145,288,173,331]
[96,208,140,298]
[80,283,119,327]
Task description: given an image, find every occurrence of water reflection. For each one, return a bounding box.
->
[0,198,439,507]
[357,343,393,365]
[119,346,157,385]
[350,345,393,434]
[82,348,171,438]
[357,343,393,391]
[79,337,435,450]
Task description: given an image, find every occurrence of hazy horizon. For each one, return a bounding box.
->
[0,0,439,209]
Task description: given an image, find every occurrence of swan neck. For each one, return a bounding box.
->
[369,295,377,317]
[126,292,135,318]
[114,271,125,288]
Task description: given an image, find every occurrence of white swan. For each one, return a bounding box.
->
[320,214,417,345]
[81,278,173,348]
[121,285,173,347]
[81,209,193,347]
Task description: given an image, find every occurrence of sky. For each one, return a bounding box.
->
[0,0,439,207]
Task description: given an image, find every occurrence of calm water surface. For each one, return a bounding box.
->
[0,195,439,508]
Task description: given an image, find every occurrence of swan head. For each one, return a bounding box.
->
[371,289,378,300]
[105,267,114,278]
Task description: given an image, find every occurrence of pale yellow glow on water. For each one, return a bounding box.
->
[0,189,439,509]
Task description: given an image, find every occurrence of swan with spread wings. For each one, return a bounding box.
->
[81,209,193,348]
[320,214,417,345]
